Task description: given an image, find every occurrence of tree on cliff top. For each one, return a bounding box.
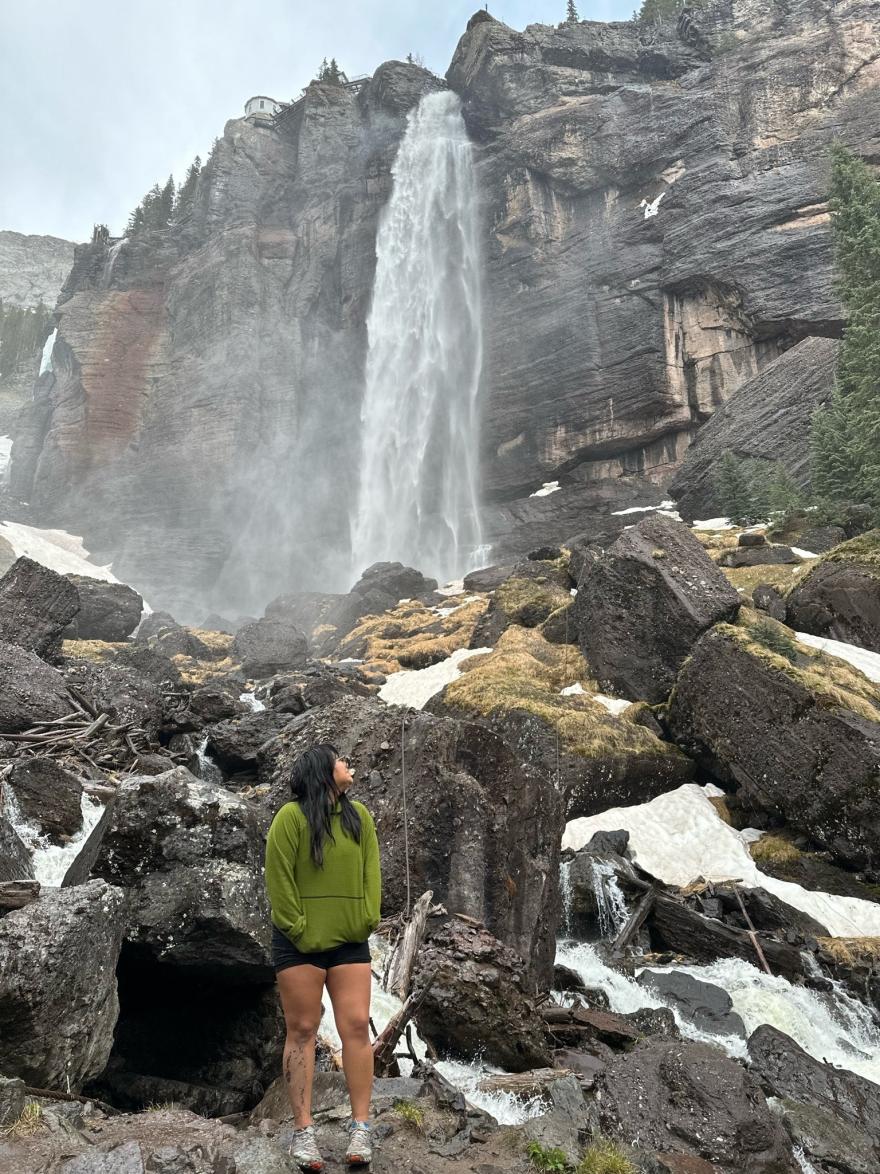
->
[173,157,202,223]
[566,1,579,22]
[810,145,880,512]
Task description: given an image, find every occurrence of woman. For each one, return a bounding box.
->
[265,744,381,1170]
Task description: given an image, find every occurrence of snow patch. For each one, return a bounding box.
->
[379,647,491,710]
[560,682,585,696]
[612,499,677,516]
[435,579,466,597]
[0,520,119,582]
[39,328,57,376]
[640,191,666,219]
[593,693,632,715]
[563,783,880,938]
[530,481,561,497]
[795,630,880,684]
[691,517,735,530]
[791,548,819,560]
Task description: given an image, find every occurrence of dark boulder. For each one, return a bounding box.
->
[0,556,80,661]
[596,1037,795,1172]
[265,590,346,648]
[64,576,144,642]
[310,563,440,655]
[0,880,125,1088]
[0,815,34,882]
[470,566,572,647]
[63,658,166,743]
[188,681,244,723]
[231,617,308,677]
[134,611,213,659]
[353,561,438,602]
[0,640,71,733]
[462,564,514,592]
[797,525,847,554]
[574,516,740,703]
[635,970,745,1038]
[738,532,767,548]
[6,758,83,844]
[587,829,630,856]
[260,694,565,987]
[718,545,798,568]
[206,710,292,775]
[666,617,880,877]
[414,916,552,1072]
[753,583,787,622]
[92,767,271,977]
[785,532,880,652]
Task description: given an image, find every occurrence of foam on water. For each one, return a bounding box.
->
[239,691,266,712]
[3,788,105,887]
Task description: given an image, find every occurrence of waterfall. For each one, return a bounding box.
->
[350,89,484,584]
[589,858,630,939]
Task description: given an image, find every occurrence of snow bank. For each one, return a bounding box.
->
[612,499,677,517]
[564,783,880,938]
[0,520,119,582]
[530,481,561,497]
[379,646,492,710]
[794,630,880,684]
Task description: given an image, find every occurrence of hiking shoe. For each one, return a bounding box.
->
[290,1124,324,1171]
[345,1119,373,1165]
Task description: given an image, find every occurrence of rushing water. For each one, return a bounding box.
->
[350,89,484,583]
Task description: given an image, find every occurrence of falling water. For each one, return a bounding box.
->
[589,859,630,939]
[559,858,575,937]
[350,89,484,583]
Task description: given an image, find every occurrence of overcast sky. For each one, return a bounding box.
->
[0,0,633,242]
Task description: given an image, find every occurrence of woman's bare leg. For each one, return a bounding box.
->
[325,963,373,1121]
[277,964,327,1127]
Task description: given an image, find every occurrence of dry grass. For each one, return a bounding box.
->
[172,654,236,685]
[0,1102,42,1138]
[723,609,880,723]
[494,575,571,623]
[720,561,811,598]
[61,638,127,662]
[577,1137,636,1174]
[815,936,880,966]
[336,597,487,676]
[749,833,803,867]
[822,529,880,573]
[709,795,734,825]
[444,627,683,761]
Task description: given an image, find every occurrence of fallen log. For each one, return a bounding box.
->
[611,886,656,956]
[386,889,433,1001]
[0,880,40,910]
[373,969,436,1078]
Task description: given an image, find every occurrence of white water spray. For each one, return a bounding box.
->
[351,89,484,583]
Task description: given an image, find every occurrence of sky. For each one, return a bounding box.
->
[0,0,633,243]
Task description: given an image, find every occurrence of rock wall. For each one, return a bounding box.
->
[10,0,880,615]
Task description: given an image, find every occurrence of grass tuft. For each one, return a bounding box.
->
[0,1102,42,1138]
[749,833,803,868]
[337,597,487,676]
[577,1137,636,1174]
[392,1098,426,1131]
[527,1141,571,1171]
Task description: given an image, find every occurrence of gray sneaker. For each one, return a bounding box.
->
[290,1124,324,1171]
[345,1119,373,1165]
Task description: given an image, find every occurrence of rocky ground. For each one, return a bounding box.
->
[0,511,878,1173]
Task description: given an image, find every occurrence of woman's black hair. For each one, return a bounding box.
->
[289,743,362,867]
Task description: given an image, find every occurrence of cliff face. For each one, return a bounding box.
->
[11,0,880,615]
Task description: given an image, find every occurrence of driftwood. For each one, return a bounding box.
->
[0,880,40,910]
[611,886,656,956]
[373,970,437,1077]
[386,889,433,1000]
[20,1083,120,1116]
[477,1068,573,1096]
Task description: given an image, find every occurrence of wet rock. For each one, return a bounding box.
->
[0,815,34,882]
[0,879,125,1088]
[748,1024,880,1161]
[462,564,514,592]
[587,829,630,856]
[414,916,553,1072]
[231,617,308,677]
[0,640,71,732]
[666,616,880,877]
[200,612,237,634]
[64,576,144,642]
[187,681,243,723]
[6,758,83,844]
[774,1098,877,1174]
[92,767,271,977]
[753,583,787,622]
[718,544,798,568]
[260,694,564,986]
[0,1075,27,1132]
[134,611,214,660]
[785,532,880,651]
[574,516,740,703]
[61,794,117,888]
[353,561,438,602]
[265,590,346,647]
[596,1037,795,1172]
[635,970,745,1038]
[0,556,80,661]
[206,710,292,775]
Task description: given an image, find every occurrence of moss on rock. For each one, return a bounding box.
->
[336,597,487,676]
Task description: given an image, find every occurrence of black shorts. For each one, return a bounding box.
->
[272,926,371,972]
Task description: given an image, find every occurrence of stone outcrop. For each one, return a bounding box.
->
[64,575,144,642]
[13,1,880,615]
[231,616,308,677]
[785,531,880,652]
[6,758,83,844]
[667,613,880,876]
[260,694,565,986]
[0,641,71,733]
[0,230,75,311]
[0,880,125,1089]
[0,556,80,660]
[670,337,839,520]
[574,515,741,702]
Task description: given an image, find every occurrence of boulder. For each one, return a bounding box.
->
[134,611,213,659]
[667,614,880,877]
[231,617,308,677]
[718,545,798,568]
[206,710,292,775]
[738,532,767,548]
[797,525,847,554]
[64,576,144,642]
[188,681,243,722]
[414,917,553,1072]
[352,561,438,602]
[0,815,34,882]
[93,767,271,977]
[62,658,166,742]
[0,556,80,660]
[635,970,745,1038]
[6,758,83,844]
[0,640,71,733]
[309,563,440,655]
[748,1024,880,1172]
[462,564,514,592]
[470,562,572,647]
[785,531,880,652]
[260,694,565,987]
[596,1037,795,1173]
[752,583,787,622]
[0,880,125,1088]
[574,516,740,703]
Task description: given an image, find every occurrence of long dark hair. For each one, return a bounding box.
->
[289,743,362,867]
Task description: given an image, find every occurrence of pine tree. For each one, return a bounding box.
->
[157,175,176,228]
[715,450,757,525]
[173,156,202,223]
[810,385,862,503]
[328,57,342,83]
[566,0,579,21]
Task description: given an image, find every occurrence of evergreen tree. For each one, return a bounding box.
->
[0,301,53,378]
[157,175,176,228]
[566,0,579,21]
[810,384,862,503]
[173,156,202,223]
[715,450,758,525]
[328,57,342,83]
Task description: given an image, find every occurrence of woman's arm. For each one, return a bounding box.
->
[362,809,382,932]
[265,805,306,944]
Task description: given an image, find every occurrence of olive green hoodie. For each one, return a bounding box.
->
[265,799,381,953]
